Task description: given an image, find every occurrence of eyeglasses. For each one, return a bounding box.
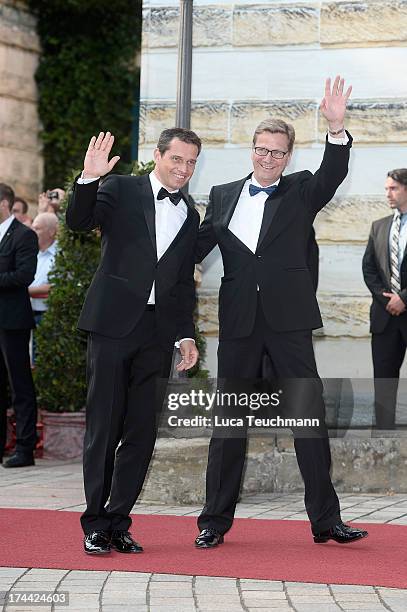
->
[253,147,288,159]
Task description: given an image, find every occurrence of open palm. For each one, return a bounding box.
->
[83,131,120,178]
[320,76,352,126]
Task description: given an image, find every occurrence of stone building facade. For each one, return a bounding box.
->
[139,0,407,379]
[0,0,41,205]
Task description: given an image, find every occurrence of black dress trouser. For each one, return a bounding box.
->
[0,329,37,456]
[372,315,407,429]
[80,309,173,534]
[198,300,341,536]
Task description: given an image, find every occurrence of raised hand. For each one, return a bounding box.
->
[83,131,120,178]
[320,76,352,131]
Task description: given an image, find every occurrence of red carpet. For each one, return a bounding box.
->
[0,509,406,588]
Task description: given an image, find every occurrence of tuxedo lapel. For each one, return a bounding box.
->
[138,174,157,254]
[256,192,283,251]
[221,177,248,229]
[377,216,393,281]
[256,177,295,251]
[219,175,255,254]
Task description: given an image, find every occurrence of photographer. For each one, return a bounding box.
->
[38,188,65,215]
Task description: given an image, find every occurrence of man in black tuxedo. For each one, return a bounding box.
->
[66,128,200,554]
[194,76,368,548]
[0,183,38,468]
[363,168,407,429]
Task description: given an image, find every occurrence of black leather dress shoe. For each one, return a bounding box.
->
[84,530,111,554]
[195,528,224,549]
[110,530,143,553]
[313,522,368,544]
[2,452,34,468]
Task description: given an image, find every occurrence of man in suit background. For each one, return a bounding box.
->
[362,168,407,429]
[0,183,38,468]
[194,76,368,548]
[67,128,200,554]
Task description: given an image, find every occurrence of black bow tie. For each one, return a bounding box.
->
[157,187,183,206]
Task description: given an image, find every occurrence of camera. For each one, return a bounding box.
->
[47,190,60,200]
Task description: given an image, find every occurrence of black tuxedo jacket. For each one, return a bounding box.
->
[196,135,353,340]
[362,215,407,333]
[66,174,199,348]
[0,218,38,330]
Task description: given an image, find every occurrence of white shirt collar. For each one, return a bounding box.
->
[250,175,280,189]
[149,171,180,200]
[39,240,57,256]
[0,214,15,236]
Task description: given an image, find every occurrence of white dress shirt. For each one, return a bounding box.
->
[30,241,57,311]
[229,177,280,252]
[148,171,188,303]
[0,215,15,244]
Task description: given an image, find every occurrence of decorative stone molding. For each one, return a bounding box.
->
[140,100,317,146]
[321,0,407,47]
[145,6,232,49]
[318,100,407,144]
[139,101,229,146]
[142,1,407,51]
[233,3,319,47]
[314,195,389,243]
[231,100,316,144]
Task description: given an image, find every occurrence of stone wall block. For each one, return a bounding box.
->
[139,101,229,146]
[0,147,42,202]
[191,102,229,143]
[233,3,319,47]
[231,100,316,144]
[197,290,371,338]
[139,102,176,146]
[318,294,370,337]
[314,196,389,243]
[193,7,232,47]
[318,100,407,144]
[148,7,179,48]
[0,43,38,100]
[147,6,232,49]
[321,0,407,47]
[0,96,40,151]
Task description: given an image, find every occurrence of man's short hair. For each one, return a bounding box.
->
[0,183,15,211]
[387,168,407,187]
[157,128,202,156]
[14,197,28,214]
[253,119,296,153]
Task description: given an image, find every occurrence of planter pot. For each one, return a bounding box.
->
[42,411,85,460]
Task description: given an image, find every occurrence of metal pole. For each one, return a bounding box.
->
[175,0,193,129]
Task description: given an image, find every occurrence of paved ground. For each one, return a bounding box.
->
[1,459,407,611]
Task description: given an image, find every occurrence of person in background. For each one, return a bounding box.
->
[12,197,33,227]
[363,168,407,429]
[38,188,65,215]
[0,183,38,468]
[29,212,58,363]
